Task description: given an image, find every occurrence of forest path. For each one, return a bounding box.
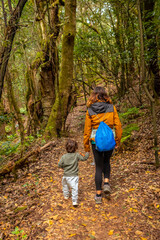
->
[0,100,160,240]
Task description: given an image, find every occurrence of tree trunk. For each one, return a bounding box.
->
[6,70,24,144]
[137,0,145,103]
[46,0,77,137]
[143,0,160,96]
[1,0,7,27]
[108,3,126,97]
[125,2,136,88]
[115,24,126,95]
[26,0,59,131]
[0,101,5,139]
[25,66,42,136]
[144,84,159,167]
[25,0,60,134]
[138,0,159,167]
[0,0,28,99]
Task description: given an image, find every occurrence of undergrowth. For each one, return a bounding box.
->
[120,107,143,144]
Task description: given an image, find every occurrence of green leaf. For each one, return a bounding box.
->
[89,235,96,239]
[11,226,19,235]
[22,235,28,239]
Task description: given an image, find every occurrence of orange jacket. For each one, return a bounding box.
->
[83,101,122,152]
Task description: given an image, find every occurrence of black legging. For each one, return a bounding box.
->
[92,144,113,190]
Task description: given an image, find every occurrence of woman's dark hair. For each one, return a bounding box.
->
[87,86,110,107]
[66,139,78,153]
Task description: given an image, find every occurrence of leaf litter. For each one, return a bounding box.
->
[0,99,160,240]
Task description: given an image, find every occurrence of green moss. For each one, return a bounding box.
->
[41,61,51,69]
[45,96,60,137]
[32,53,43,69]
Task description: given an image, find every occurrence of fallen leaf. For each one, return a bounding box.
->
[68,233,76,237]
[129,188,135,192]
[91,231,95,236]
[108,230,114,235]
[49,220,53,225]
[59,218,63,224]
[133,209,138,212]
[52,215,58,220]
[109,216,118,220]
[135,230,143,235]
[82,223,87,226]
[89,234,96,239]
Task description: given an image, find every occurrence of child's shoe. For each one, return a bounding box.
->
[64,195,69,200]
[95,195,102,204]
[72,201,78,207]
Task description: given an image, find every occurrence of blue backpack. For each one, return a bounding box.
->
[94,112,116,152]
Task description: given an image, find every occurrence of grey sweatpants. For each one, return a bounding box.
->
[62,176,79,203]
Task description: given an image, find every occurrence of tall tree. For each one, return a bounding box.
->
[0,0,28,99]
[26,0,61,134]
[46,0,77,137]
[6,69,24,144]
[143,0,160,96]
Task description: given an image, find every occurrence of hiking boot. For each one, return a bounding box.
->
[95,195,102,204]
[103,184,111,194]
[105,193,111,200]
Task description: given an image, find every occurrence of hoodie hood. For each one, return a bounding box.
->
[88,102,114,116]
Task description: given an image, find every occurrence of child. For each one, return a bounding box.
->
[58,139,89,206]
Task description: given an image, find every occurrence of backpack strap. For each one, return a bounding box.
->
[94,111,107,122]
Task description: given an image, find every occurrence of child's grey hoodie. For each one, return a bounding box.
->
[58,152,89,176]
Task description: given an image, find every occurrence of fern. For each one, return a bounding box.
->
[121,123,139,143]
[119,107,144,123]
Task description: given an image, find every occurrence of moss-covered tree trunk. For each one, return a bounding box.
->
[0,0,28,99]
[26,0,60,134]
[26,66,41,136]
[143,0,160,96]
[46,0,76,137]
[6,70,24,144]
[0,101,5,139]
[36,0,59,127]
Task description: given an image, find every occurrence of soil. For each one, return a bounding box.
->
[0,98,160,240]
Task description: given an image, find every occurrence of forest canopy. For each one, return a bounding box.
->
[0,0,159,162]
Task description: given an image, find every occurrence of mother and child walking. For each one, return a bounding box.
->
[58,86,122,206]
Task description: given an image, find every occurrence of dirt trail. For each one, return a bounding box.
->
[0,101,160,240]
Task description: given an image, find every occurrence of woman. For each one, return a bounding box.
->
[84,86,122,204]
